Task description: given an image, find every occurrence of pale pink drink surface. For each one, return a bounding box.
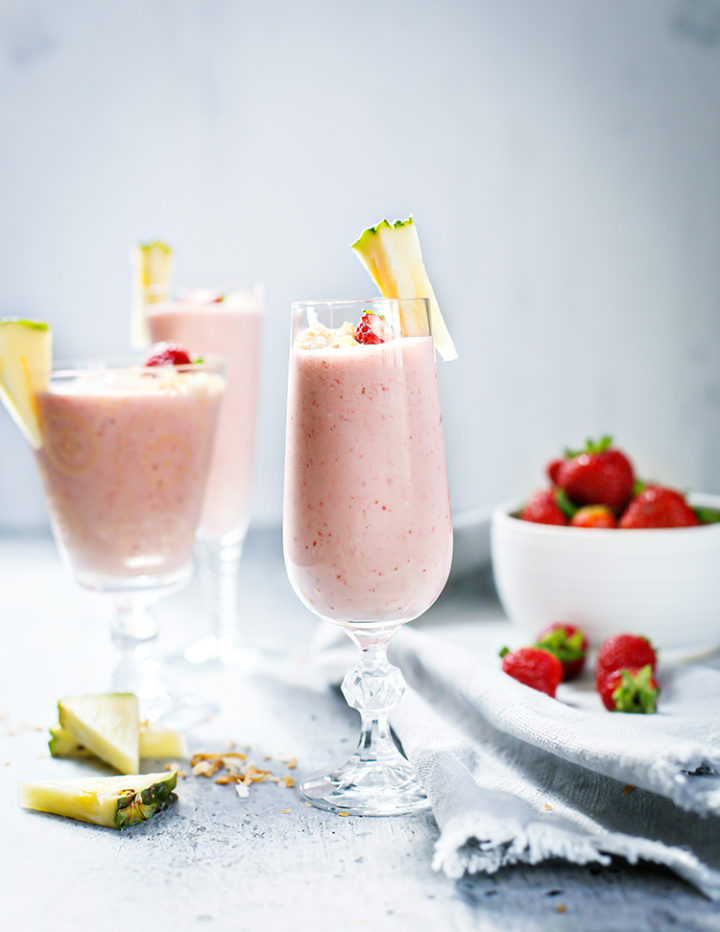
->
[34,368,223,589]
[284,335,452,624]
[148,297,262,543]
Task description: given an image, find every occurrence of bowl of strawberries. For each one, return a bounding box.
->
[491,436,720,659]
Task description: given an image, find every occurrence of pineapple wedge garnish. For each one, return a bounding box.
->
[352,217,457,361]
[130,240,174,348]
[49,718,188,761]
[58,693,140,775]
[0,318,52,449]
[19,772,177,828]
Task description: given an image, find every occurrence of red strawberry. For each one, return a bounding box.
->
[570,505,616,529]
[499,646,563,698]
[618,487,700,529]
[145,342,192,367]
[534,623,588,681]
[598,665,659,713]
[557,436,634,513]
[354,312,393,345]
[546,458,565,485]
[595,633,657,690]
[519,489,568,526]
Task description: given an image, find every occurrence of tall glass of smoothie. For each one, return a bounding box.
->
[33,357,225,723]
[146,286,263,666]
[283,298,453,815]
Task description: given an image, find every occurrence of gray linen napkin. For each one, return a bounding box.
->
[315,625,720,899]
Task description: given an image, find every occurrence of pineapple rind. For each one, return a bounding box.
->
[58,693,140,774]
[19,772,177,829]
[48,723,93,758]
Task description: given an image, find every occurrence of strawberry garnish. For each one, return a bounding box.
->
[499,646,563,698]
[598,665,659,713]
[354,312,393,345]
[534,623,588,681]
[595,633,657,690]
[145,342,192,367]
[618,487,699,529]
[557,436,635,513]
[518,489,568,526]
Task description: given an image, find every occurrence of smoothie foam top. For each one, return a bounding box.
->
[46,366,225,398]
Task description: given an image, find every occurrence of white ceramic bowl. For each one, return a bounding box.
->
[491,493,720,660]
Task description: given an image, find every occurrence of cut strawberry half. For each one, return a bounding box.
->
[145,342,192,367]
[354,312,394,345]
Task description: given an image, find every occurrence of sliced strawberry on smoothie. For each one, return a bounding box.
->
[0,318,52,449]
[144,342,192,367]
[354,312,394,345]
[352,217,457,361]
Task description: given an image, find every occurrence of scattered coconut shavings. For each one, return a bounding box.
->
[190,749,298,799]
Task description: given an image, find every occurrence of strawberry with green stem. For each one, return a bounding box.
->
[599,665,660,713]
[557,435,635,513]
[535,623,588,681]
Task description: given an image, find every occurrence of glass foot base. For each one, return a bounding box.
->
[300,755,430,816]
[111,658,218,729]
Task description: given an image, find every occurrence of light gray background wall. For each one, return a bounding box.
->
[1,0,719,529]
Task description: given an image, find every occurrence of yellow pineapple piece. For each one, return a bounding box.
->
[130,240,174,348]
[19,772,177,828]
[352,217,457,361]
[0,318,52,448]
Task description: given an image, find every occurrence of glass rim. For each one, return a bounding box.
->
[291,297,429,310]
[145,282,265,303]
[49,354,226,378]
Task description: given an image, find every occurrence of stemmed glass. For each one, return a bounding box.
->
[283,298,453,815]
[31,357,225,725]
[146,286,264,667]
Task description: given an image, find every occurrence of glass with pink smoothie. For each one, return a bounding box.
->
[146,287,263,665]
[33,358,225,722]
[283,298,452,815]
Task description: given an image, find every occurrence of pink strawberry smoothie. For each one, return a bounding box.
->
[34,366,223,589]
[283,335,452,624]
[147,292,262,544]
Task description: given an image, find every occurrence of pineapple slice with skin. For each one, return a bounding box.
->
[19,771,177,828]
[352,217,458,361]
[0,318,52,449]
[130,240,174,349]
[49,719,188,760]
[58,693,140,775]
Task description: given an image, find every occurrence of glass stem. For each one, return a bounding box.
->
[197,536,242,660]
[342,625,406,764]
[110,596,158,657]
